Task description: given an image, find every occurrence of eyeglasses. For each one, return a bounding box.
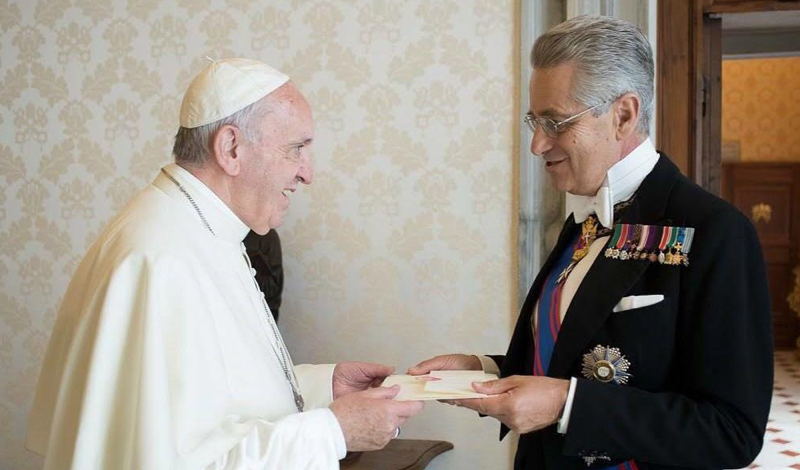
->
[523,101,609,138]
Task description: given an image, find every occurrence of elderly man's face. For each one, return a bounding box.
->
[528,64,619,196]
[238,83,314,234]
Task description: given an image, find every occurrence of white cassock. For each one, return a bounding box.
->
[26,163,346,470]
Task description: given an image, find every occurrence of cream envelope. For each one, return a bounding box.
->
[383,371,498,401]
[424,370,498,393]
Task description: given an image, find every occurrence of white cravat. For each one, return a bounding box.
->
[565,138,659,228]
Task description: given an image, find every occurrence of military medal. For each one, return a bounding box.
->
[606,223,695,267]
[557,215,612,284]
[634,225,650,259]
[582,345,632,385]
[644,224,658,261]
[666,226,679,265]
[629,224,642,260]
[680,227,695,266]
[606,223,628,259]
[672,243,683,266]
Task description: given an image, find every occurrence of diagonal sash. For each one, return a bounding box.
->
[533,216,639,470]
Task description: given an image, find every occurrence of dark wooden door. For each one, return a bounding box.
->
[722,163,800,349]
[657,0,800,186]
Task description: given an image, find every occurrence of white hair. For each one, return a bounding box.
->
[531,15,654,135]
[172,97,271,166]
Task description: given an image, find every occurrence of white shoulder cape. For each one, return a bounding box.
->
[27,166,346,470]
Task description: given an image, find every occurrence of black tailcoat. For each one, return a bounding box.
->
[492,155,773,470]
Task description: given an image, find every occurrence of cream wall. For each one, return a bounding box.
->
[0,1,517,469]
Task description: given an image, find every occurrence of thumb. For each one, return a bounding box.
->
[366,363,395,377]
[472,377,516,395]
[361,384,400,400]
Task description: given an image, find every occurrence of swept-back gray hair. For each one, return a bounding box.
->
[531,15,654,135]
[172,97,271,166]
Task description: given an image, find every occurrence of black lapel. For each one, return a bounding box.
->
[547,154,681,378]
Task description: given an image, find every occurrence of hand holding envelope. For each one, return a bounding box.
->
[406,353,571,434]
[383,370,499,401]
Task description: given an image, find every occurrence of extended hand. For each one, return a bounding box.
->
[406,354,482,375]
[333,362,395,399]
[451,376,569,434]
[330,386,425,451]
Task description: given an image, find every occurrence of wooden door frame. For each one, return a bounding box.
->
[656,0,800,192]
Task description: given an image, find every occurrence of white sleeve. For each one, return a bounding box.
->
[557,377,578,434]
[295,363,336,410]
[207,408,346,469]
[207,364,348,469]
[26,252,348,470]
[148,255,347,470]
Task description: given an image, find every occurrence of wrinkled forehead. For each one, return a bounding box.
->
[259,83,314,139]
[267,82,310,115]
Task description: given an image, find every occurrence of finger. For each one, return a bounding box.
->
[452,398,484,412]
[471,377,517,395]
[394,400,425,417]
[407,356,449,375]
[361,385,400,400]
[361,363,395,378]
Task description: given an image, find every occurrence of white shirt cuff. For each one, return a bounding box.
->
[477,355,500,375]
[294,363,337,410]
[557,377,578,434]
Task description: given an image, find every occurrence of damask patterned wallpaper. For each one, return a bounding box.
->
[0,0,517,469]
[722,57,800,162]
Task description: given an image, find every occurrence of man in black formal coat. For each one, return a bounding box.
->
[410,15,772,470]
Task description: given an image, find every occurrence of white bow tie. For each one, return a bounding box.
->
[567,185,614,229]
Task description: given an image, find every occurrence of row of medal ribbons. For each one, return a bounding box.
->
[604,224,695,266]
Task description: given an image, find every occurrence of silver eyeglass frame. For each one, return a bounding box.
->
[523,100,611,138]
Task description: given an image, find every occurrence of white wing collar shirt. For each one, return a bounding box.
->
[27,163,346,470]
[566,137,659,228]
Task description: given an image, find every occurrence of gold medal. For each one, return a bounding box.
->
[592,360,615,383]
[558,215,602,284]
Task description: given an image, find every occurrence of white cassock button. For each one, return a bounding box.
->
[250,268,257,276]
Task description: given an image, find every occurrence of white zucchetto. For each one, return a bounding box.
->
[179,58,290,129]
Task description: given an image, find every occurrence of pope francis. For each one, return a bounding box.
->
[25,58,424,470]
